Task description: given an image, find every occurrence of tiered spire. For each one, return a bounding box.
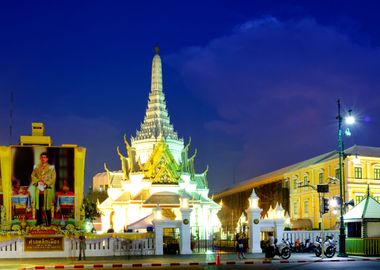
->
[134,46,179,141]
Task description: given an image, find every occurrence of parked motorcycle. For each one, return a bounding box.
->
[314,235,336,258]
[284,238,293,252]
[294,239,301,253]
[301,238,315,253]
[267,239,291,259]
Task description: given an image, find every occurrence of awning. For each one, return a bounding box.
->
[127,213,169,230]
[291,219,313,230]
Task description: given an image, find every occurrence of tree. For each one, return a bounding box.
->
[82,197,101,221]
[85,187,108,205]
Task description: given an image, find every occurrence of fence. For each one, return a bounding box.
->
[213,230,340,252]
[346,238,380,255]
[283,230,339,244]
[0,233,155,258]
[0,230,343,257]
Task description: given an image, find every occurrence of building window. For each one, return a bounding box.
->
[293,202,298,216]
[347,222,362,238]
[304,200,309,215]
[374,168,380,180]
[354,167,362,179]
[293,179,298,190]
[318,172,324,184]
[335,168,340,180]
[304,175,309,186]
[355,195,364,204]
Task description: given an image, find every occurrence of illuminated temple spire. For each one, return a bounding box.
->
[134,46,179,141]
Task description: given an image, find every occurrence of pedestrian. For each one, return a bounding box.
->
[235,232,240,259]
[78,233,86,260]
[265,232,275,260]
[236,232,246,260]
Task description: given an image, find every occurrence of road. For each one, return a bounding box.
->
[58,260,380,270]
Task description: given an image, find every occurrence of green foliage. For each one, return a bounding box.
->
[85,189,108,205]
[82,197,101,221]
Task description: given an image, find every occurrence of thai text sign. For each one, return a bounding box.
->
[24,236,64,251]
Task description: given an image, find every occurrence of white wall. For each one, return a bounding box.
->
[367,222,380,237]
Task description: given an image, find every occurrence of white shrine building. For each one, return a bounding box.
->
[96,47,221,240]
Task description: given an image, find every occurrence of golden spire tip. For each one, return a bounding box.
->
[155,44,160,55]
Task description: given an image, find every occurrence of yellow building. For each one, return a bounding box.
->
[92,171,116,192]
[214,145,380,230]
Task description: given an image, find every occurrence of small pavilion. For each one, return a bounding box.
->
[344,186,380,255]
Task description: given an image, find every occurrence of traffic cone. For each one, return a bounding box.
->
[216,251,221,266]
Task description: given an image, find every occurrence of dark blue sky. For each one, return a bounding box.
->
[1,1,380,193]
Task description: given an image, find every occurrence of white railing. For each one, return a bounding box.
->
[0,234,155,258]
[283,230,339,248]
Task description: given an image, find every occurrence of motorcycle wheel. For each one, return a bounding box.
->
[314,247,322,257]
[281,247,291,260]
[324,246,335,258]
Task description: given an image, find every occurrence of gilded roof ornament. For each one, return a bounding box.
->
[203,165,209,175]
[124,134,131,150]
[184,137,191,151]
[190,149,197,160]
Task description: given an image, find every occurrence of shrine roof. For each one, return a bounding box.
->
[144,192,180,205]
[114,192,132,202]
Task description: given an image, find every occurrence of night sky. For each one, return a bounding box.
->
[1,1,380,193]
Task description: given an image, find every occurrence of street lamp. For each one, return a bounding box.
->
[336,99,355,257]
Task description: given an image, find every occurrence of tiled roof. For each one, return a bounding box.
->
[214,145,380,198]
[344,193,380,221]
[114,192,132,202]
[144,192,180,205]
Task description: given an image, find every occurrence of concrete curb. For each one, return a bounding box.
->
[19,257,380,269]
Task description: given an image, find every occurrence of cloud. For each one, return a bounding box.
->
[167,17,380,192]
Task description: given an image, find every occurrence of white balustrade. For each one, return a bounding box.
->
[0,234,155,258]
[283,230,339,249]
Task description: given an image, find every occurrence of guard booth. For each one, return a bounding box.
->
[344,189,380,256]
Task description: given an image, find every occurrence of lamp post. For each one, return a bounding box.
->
[337,99,351,257]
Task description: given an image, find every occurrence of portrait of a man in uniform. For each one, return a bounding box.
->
[30,152,56,226]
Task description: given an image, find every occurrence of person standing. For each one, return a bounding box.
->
[265,232,275,260]
[78,233,86,260]
[31,152,56,226]
[236,233,246,259]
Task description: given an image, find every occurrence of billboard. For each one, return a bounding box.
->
[11,146,75,226]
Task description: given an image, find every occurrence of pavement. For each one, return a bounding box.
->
[13,252,380,270]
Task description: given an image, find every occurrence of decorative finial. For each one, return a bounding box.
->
[155,44,160,55]
[367,184,370,197]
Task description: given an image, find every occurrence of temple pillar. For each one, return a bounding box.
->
[247,190,262,253]
[152,220,164,255]
[180,208,192,254]
[275,219,285,240]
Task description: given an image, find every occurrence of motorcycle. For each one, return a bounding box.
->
[294,239,301,253]
[301,238,315,253]
[314,235,336,258]
[284,238,293,252]
[267,238,292,259]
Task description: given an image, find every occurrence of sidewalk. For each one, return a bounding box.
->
[16,252,380,270]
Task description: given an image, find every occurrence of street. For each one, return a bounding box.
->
[57,260,380,270]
